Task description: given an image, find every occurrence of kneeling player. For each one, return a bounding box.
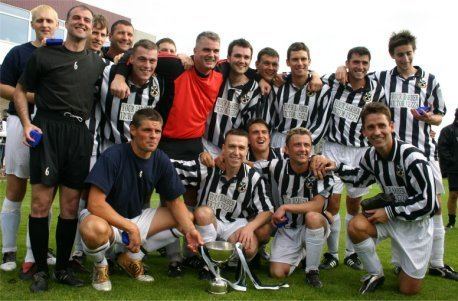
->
[79,109,202,291]
[320,103,437,295]
[255,128,334,288]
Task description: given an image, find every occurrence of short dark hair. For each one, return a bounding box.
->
[287,42,310,60]
[347,46,371,61]
[285,127,311,146]
[256,47,279,62]
[225,128,249,141]
[247,118,270,133]
[111,19,133,34]
[93,14,108,33]
[131,108,163,128]
[196,31,220,44]
[66,4,93,21]
[227,38,253,57]
[388,30,416,55]
[156,37,176,49]
[132,39,157,54]
[361,102,392,127]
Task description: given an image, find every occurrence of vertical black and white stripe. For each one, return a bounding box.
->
[373,67,446,159]
[336,138,438,221]
[173,160,273,223]
[272,79,333,145]
[255,159,334,228]
[324,74,386,147]
[254,86,279,129]
[205,79,261,148]
[98,64,162,152]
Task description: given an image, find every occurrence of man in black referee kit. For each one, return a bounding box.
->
[14,5,107,292]
[320,102,438,295]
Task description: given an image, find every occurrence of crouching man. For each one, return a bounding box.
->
[316,102,437,295]
[173,129,273,273]
[79,108,202,291]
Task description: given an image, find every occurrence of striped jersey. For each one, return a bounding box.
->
[247,146,284,162]
[272,78,333,145]
[172,160,273,223]
[255,159,334,228]
[204,78,261,148]
[336,138,438,221]
[372,66,446,159]
[255,86,279,129]
[324,74,386,147]
[98,64,163,152]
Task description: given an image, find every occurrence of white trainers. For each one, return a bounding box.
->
[1,252,17,271]
[92,265,112,291]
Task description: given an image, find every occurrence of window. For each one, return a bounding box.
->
[0,3,30,44]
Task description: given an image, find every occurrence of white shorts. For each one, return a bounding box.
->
[216,218,248,241]
[4,115,30,179]
[202,138,222,159]
[270,222,330,269]
[375,217,433,279]
[322,141,369,198]
[429,160,444,194]
[79,208,157,245]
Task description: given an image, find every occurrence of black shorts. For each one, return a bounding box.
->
[159,137,203,160]
[448,173,458,191]
[30,110,93,189]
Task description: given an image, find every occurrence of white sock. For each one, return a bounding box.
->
[345,214,355,257]
[430,214,445,268]
[72,198,86,256]
[166,239,183,262]
[143,229,182,253]
[354,238,383,276]
[305,227,325,272]
[1,198,21,253]
[83,240,110,267]
[327,214,340,259]
[127,250,145,261]
[196,224,217,243]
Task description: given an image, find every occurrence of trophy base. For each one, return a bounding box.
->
[208,278,228,294]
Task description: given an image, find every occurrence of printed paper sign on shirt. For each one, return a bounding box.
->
[283,103,309,121]
[333,99,362,123]
[119,103,153,121]
[214,97,239,117]
[390,92,420,109]
[208,192,237,213]
[385,186,409,202]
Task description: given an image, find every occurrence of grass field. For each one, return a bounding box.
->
[0,180,457,300]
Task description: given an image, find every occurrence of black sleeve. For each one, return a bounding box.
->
[438,127,454,165]
[114,49,133,77]
[155,55,185,80]
[18,52,40,92]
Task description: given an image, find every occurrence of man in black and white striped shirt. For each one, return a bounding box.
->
[98,39,163,153]
[203,39,261,157]
[335,31,455,281]
[270,42,332,148]
[319,47,385,271]
[174,129,273,260]
[255,128,334,288]
[323,103,437,295]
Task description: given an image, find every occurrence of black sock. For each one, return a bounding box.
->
[29,215,49,273]
[449,214,456,224]
[55,216,78,271]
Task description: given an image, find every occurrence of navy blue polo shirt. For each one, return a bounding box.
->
[86,143,185,218]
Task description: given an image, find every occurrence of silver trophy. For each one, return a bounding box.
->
[200,242,289,294]
[203,241,235,294]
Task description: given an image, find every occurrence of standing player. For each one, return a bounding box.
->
[101,19,134,61]
[156,38,176,55]
[255,128,334,288]
[336,30,456,280]
[79,108,202,291]
[271,42,332,148]
[319,47,385,271]
[14,5,107,292]
[0,4,58,275]
[323,102,438,295]
[438,108,458,229]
